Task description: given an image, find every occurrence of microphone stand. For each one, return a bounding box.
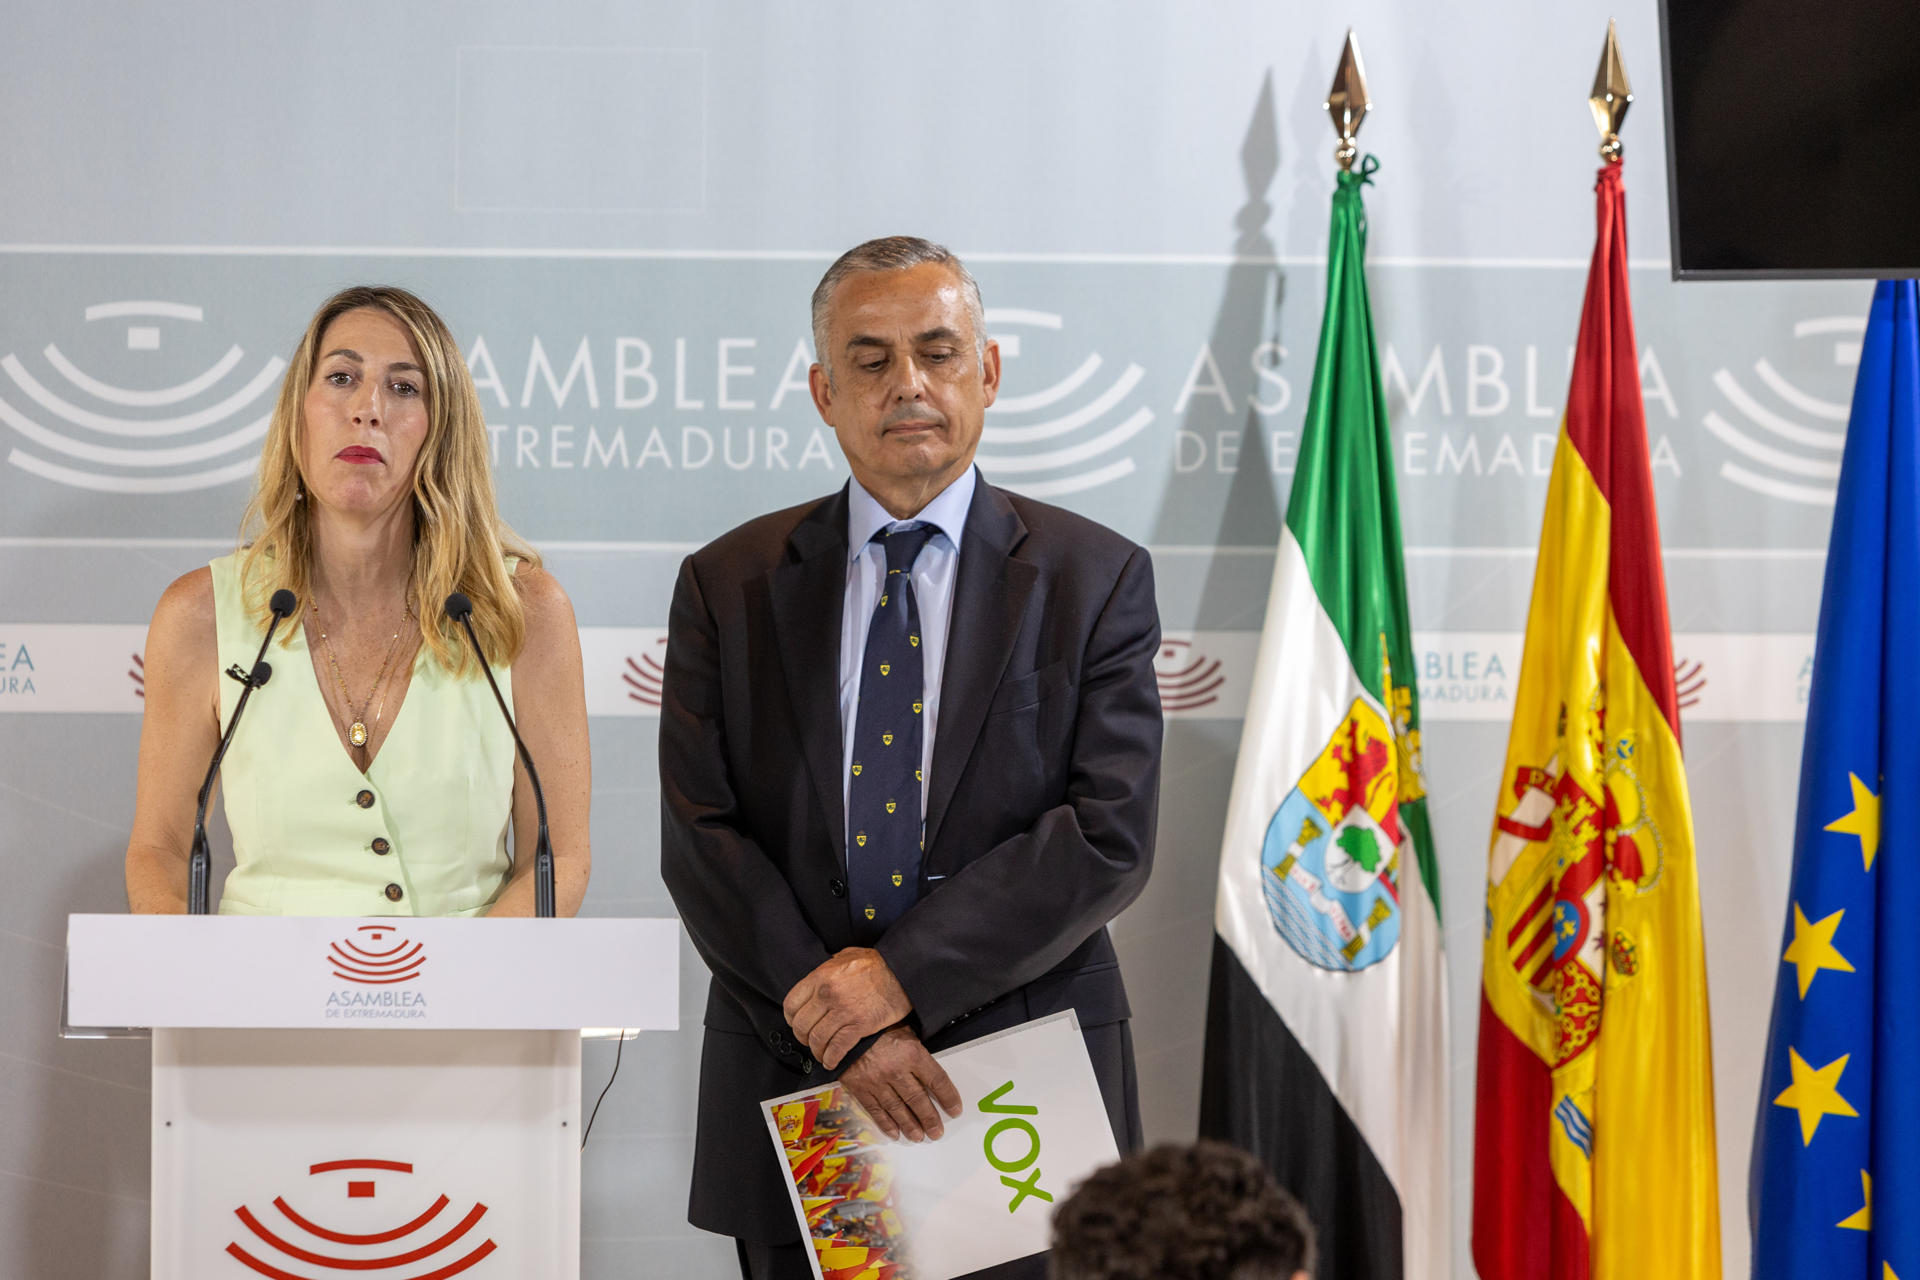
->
[445,593,555,918]
[188,589,296,915]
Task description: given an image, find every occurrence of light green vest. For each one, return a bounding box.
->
[210,553,514,917]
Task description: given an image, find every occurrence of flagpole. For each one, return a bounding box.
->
[1472,19,1723,1280]
[1325,30,1371,173]
[1590,18,1632,163]
[1200,28,1453,1279]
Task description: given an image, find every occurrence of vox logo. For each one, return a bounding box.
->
[978,1081,1054,1214]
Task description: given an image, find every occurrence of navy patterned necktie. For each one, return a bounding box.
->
[847,522,936,941]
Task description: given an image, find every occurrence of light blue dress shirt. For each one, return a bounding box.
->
[839,466,976,841]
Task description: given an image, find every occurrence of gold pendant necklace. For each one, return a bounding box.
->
[313,597,412,750]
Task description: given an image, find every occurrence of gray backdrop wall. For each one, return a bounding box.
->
[0,3,1862,1277]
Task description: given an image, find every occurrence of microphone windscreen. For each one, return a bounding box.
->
[269,588,298,617]
[444,592,474,622]
[252,661,273,687]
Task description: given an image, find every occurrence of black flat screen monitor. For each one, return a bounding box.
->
[1658,0,1920,279]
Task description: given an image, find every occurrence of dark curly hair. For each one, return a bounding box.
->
[1048,1141,1317,1280]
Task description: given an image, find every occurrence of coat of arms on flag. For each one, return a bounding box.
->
[1488,725,1673,1072]
[1261,690,1406,972]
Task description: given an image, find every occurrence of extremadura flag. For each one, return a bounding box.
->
[1750,279,1919,1280]
[1470,159,1722,1280]
[1200,156,1451,1280]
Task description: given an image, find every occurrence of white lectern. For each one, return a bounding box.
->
[64,914,679,1280]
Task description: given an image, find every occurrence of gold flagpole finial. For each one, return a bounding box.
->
[1589,19,1632,162]
[1325,30,1371,172]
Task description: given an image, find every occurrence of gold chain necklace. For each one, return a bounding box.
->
[312,597,413,749]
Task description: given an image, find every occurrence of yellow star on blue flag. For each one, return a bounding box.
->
[1824,773,1881,872]
[1782,903,1854,998]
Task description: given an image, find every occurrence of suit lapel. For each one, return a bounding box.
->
[770,488,852,868]
[926,480,1033,855]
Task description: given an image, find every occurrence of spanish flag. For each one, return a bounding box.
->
[1471,160,1721,1278]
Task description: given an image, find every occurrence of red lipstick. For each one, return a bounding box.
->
[336,446,384,464]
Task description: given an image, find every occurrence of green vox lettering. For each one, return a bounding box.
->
[977,1082,1051,1211]
[977,1080,1038,1115]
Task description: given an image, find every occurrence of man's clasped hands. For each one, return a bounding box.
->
[782,948,964,1143]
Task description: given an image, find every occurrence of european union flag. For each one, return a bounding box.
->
[1751,279,1919,1280]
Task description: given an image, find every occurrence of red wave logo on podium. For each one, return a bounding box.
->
[327,925,426,986]
[226,1159,497,1278]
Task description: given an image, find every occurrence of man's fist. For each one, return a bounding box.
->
[783,947,912,1069]
[838,1026,963,1142]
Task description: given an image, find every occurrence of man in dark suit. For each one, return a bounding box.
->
[660,235,1162,1280]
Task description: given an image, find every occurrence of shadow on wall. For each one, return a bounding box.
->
[1149,66,1288,587]
[1121,66,1298,1147]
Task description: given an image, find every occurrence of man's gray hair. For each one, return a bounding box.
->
[810,236,987,378]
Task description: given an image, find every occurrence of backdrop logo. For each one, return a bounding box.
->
[622,637,668,709]
[1702,315,1862,507]
[975,308,1153,498]
[1674,657,1706,711]
[0,301,282,493]
[1154,639,1225,712]
[328,925,426,986]
[226,1158,497,1277]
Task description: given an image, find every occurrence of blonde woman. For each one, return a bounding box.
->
[125,286,590,917]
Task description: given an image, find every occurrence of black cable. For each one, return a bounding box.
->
[443,592,555,917]
[580,1030,630,1151]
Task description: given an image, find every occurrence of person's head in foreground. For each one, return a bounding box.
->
[1048,1140,1317,1280]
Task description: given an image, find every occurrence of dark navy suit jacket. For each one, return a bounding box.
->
[659,474,1162,1242]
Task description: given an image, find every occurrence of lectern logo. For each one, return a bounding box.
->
[328,925,427,985]
[0,300,283,493]
[226,1158,497,1277]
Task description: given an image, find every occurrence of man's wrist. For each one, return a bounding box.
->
[870,938,922,1023]
[833,1024,899,1077]
[870,949,914,1023]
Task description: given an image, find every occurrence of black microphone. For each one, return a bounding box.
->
[188,587,296,915]
[445,592,555,918]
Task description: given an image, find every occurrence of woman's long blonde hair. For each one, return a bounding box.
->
[238,285,538,674]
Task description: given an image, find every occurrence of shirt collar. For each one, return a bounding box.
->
[845,466,977,563]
